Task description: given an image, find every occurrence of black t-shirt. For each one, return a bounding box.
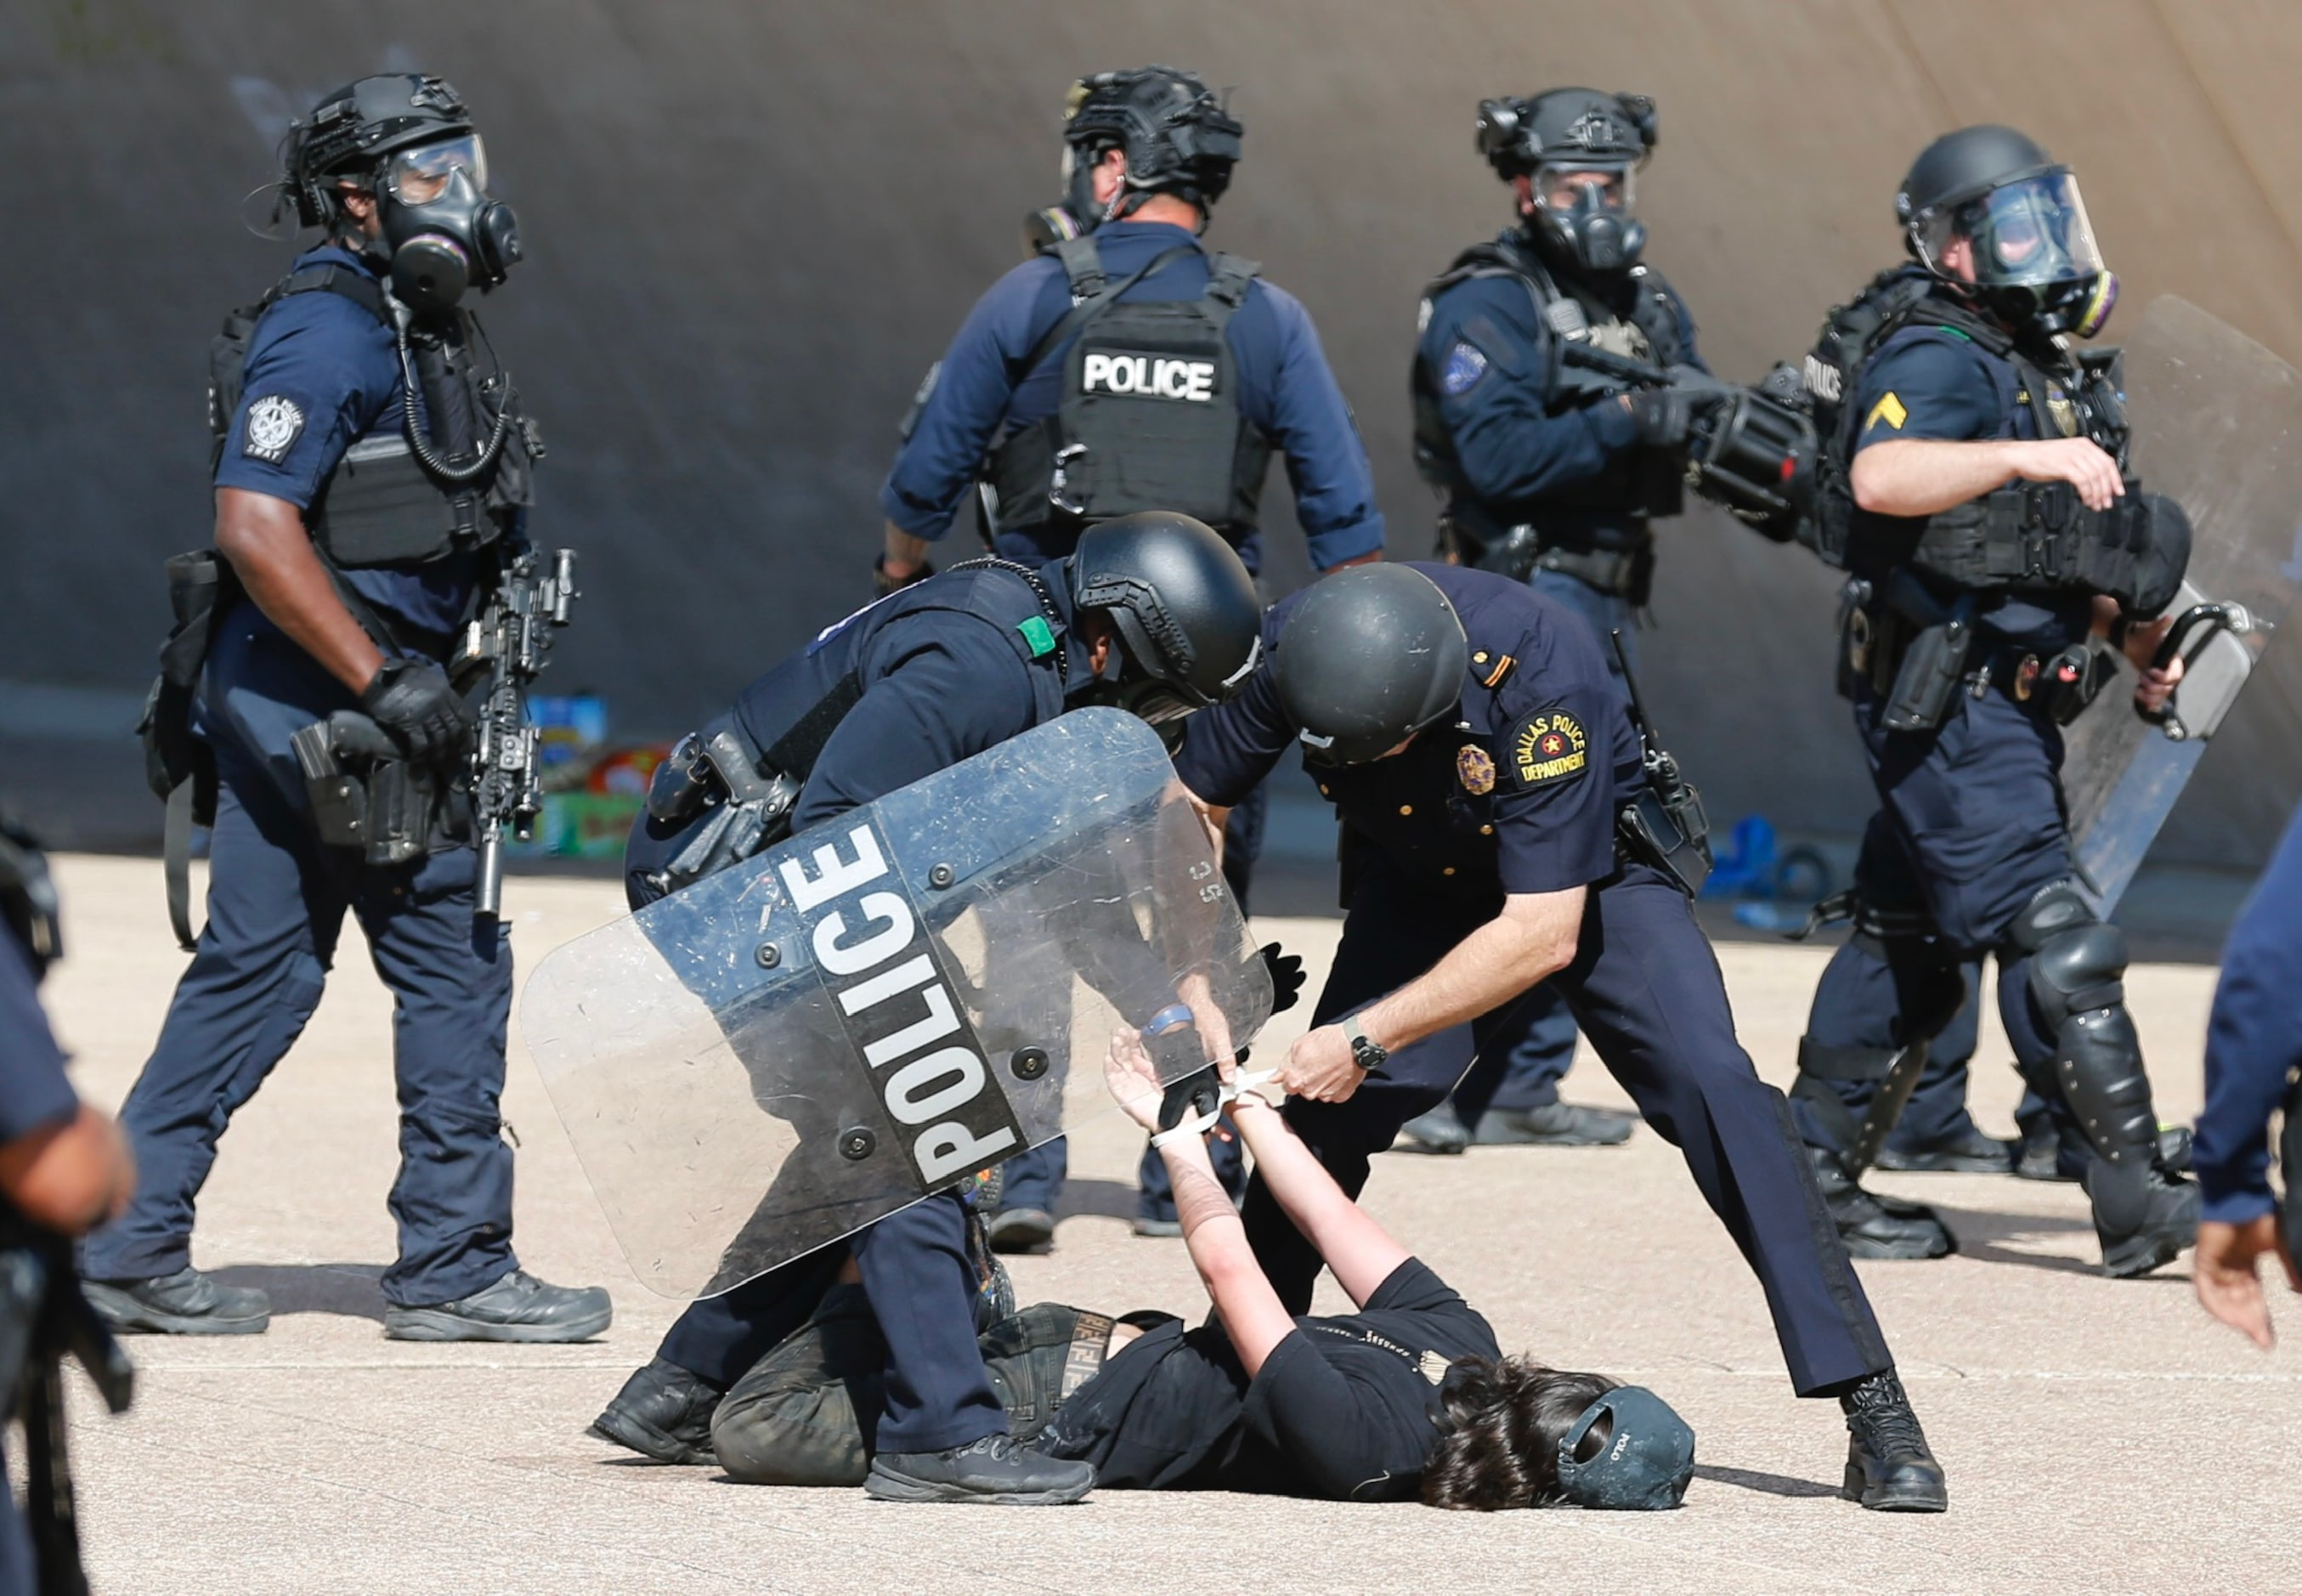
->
[1043,1258,1500,1500]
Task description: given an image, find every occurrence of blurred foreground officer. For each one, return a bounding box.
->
[1175,565,1948,1512]
[1400,88,1703,1153]
[83,76,608,1340]
[0,820,138,1591]
[591,513,1262,1502]
[2192,798,2302,1347]
[1786,127,2196,1275]
[878,65,1385,1248]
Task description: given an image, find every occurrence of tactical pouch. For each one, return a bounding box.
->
[309,434,472,567]
[2040,640,2118,727]
[1881,616,1971,733]
[140,552,235,809]
[1616,783,1713,898]
[1835,579,1875,701]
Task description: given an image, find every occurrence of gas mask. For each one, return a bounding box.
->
[376,135,521,319]
[1910,168,2115,338]
[1531,165,1645,274]
[1074,647,1199,754]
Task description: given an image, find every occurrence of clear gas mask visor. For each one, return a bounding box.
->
[386,135,489,207]
[1533,163,1634,218]
[1910,168,2105,289]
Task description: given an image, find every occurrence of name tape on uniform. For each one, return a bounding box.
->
[777,820,1022,1189]
[1081,349,1218,402]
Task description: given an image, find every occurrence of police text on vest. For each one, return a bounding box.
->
[1082,351,1217,402]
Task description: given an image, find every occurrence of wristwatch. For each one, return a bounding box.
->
[1341,1014,1389,1078]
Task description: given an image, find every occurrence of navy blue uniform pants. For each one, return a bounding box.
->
[82,614,517,1305]
[625,807,1007,1452]
[1246,860,1892,1397]
[1797,688,2078,1156]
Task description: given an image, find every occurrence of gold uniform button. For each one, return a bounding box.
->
[1318,784,1330,795]
[1399,804,1413,816]
[1479,824,1494,835]
[1473,651,1490,665]
[1442,866,1456,876]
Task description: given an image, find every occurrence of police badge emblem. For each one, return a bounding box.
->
[1456,744,1496,795]
[242,395,305,464]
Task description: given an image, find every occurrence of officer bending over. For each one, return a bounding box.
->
[1400,89,1708,1155]
[1787,127,2196,1274]
[83,76,607,1341]
[591,513,1262,1503]
[876,66,1385,1250]
[706,1047,1696,1512]
[1174,563,1948,1512]
[0,820,138,1589]
[2190,796,2302,1347]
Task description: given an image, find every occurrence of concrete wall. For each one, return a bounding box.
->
[8,0,2301,863]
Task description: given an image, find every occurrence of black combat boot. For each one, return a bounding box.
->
[85,1267,271,1336]
[986,1208,1055,1255]
[1840,1371,1948,1511]
[1807,1148,1956,1259]
[383,1269,612,1343]
[591,1356,725,1464]
[1876,1123,2016,1174]
[2088,1160,2200,1279]
[1473,1101,1635,1146]
[1392,1106,1471,1155]
[866,1432,1095,1504]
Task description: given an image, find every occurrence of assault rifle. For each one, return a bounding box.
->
[452,546,579,917]
[1558,341,1818,532]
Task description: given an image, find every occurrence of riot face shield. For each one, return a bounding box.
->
[521,710,1272,1297]
[2062,297,2302,913]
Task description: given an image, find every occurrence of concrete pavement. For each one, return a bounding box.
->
[36,853,2302,1594]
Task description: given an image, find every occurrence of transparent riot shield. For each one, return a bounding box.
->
[2062,297,2302,914]
[521,709,1271,1298]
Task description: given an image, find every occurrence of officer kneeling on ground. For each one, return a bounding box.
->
[590,512,1262,1503]
[1400,88,1706,1155]
[84,76,608,1340]
[876,65,1386,1253]
[1785,127,2197,1275]
[1169,563,1948,1512]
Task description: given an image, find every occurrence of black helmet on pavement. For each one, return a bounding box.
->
[1275,566,1468,767]
[1476,88,1657,272]
[1066,512,1263,739]
[1898,125,2117,337]
[1058,66,1243,232]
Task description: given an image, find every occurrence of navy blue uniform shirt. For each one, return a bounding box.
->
[1175,563,1641,896]
[215,246,484,636]
[1418,253,1704,535]
[732,567,1081,829]
[1848,322,2093,650]
[2194,797,2302,1225]
[0,928,76,1151]
[880,221,1384,574]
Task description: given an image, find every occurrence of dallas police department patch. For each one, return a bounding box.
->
[1510,707,1589,788]
[242,395,306,463]
[1440,341,1490,396]
[1456,744,1496,795]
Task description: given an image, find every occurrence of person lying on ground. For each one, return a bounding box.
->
[709,1048,1695,1509]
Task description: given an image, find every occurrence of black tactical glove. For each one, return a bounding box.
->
[1626,388,1695,450]
[359,659,474,767]
[874,554,934,599]
[1258,942,1305,1015]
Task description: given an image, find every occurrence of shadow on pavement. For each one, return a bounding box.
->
[206,1263,388,1322]
[1692,1463,1840,1499]
[1930,1203,2194,1281]
[1053,1178,1140,1223]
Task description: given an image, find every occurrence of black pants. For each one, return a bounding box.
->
[1245,861,1892,1397]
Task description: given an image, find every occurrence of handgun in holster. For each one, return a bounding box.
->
[289,710,435,867]
[642,715,801,896]
[1874,572,1976,733]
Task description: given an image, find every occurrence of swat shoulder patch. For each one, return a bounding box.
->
[242,394,306,463]
[1440,341,1490,396]
[1509,707,1589,788]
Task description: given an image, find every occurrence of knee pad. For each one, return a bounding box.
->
[2011,883,2153,1165]
[2018,895,2129,1033]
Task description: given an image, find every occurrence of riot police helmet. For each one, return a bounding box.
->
[285,75,476,226]
[1898,126,2117,337]
[1477,88,1657,272]
[1066,512,1264,734]
[1274,566,1469,767]
[1059,67,1244,231]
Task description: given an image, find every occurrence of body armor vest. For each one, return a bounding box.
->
[1829,286,2150,599]
[983,237,1272,541]
[1412,232,1688,539]
[208,264,535,574]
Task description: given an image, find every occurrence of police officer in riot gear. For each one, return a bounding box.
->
[1398,89,1704,1152]
[82,76,610,1340]
[877,65,1385,1247]
[591,512,1264,1503]
[1174,564,1947,1513]
[1788,126,2198,1275]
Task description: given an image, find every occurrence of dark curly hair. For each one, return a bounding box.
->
[1421,1357,1619,1511]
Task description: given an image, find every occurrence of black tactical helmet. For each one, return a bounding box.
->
[1477,89,1657,272]
[1898,125,2117,337]
[284,75,475,229]
[1061,67,1244,227]
[1067,512,1263,729]
[1275,566,1469,767]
